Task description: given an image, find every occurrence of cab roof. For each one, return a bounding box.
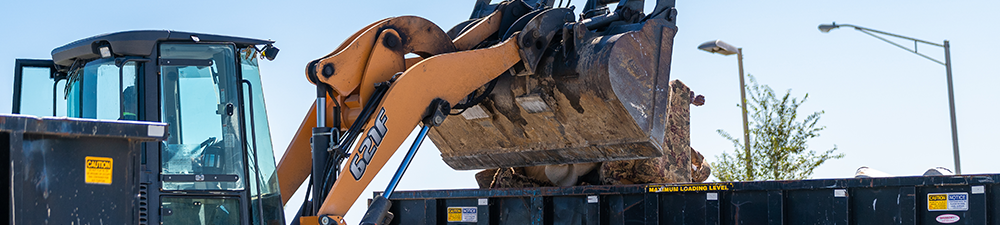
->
[51,30,273,68]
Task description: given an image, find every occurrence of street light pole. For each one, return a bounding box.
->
[943,40,961,175]
[819,22,961,174]
[698,40,753,180]
[736,48,752,180]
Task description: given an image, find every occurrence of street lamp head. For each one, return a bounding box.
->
[698,40,739,56]
[818,22,840,33]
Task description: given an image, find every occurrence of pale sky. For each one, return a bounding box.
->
[3,0,999,224]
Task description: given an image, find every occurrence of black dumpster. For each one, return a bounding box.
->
[3,114,167,225]
[380,174,999,225]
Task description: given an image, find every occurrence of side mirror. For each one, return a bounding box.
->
[261,44,279,61]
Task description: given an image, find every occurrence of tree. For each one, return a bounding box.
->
[712,75,843,181]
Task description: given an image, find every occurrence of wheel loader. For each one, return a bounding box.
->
[7,0,693,224]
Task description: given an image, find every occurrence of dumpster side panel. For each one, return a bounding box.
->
[722,191,768,225]
[919,185,984,225]
[786,189,849,225]
[3,115,167,225]
[389,199,436,225]
[658,192,708,225]
[990,184,999,225]
[382,176,999,225]
[550,196,587,225]
[12,134,139,225]
[497,197,543,225]
[4,131,14,225]
[602,194,639,224]
[850,187,914,225]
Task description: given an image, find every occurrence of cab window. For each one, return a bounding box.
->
[64,59,138,120]
[159,43,245,191]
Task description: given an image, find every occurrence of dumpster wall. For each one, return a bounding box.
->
[382,174,999,225]
[3,115,167,225]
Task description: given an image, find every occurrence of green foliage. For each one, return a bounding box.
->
[712,75,843,181]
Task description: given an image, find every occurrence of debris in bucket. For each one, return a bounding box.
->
[478,80,712,188]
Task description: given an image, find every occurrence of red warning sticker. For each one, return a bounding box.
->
[936,214,960,224]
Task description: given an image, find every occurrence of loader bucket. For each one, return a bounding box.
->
[427,19,679,170]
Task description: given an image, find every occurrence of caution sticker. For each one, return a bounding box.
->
[446,207,477,222]
[928,192,968,211]
[85,156,113,185]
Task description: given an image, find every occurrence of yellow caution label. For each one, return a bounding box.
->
[928,194,947,210]
[85,156,113,185]
[447,208,462,221]
[648,183,732,193]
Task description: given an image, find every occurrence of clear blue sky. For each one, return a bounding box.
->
[3,0,999,224]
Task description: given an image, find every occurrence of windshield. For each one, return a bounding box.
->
[159,43,245,191]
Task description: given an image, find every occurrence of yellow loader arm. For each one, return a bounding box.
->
[318,38,521,217]
[275,1,560,223]
[278,0,681,223]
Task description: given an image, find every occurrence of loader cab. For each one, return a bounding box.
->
[11,30,283,225]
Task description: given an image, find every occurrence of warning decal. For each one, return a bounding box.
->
[928,192,968,211]
[648,183,732,193]
[85,156,113,185]
[446,207,478,222]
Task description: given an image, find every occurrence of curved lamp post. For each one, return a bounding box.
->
[698,40,753,180]
[819,22,961,174]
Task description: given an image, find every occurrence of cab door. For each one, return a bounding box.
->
[12,59,66,116]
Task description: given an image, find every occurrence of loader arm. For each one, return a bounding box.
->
[276,10,510,205]
[278,0,683,223]
[274,2,542,222]
[318,38,522,217]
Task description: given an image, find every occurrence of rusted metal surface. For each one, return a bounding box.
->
[428,18,680,170]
